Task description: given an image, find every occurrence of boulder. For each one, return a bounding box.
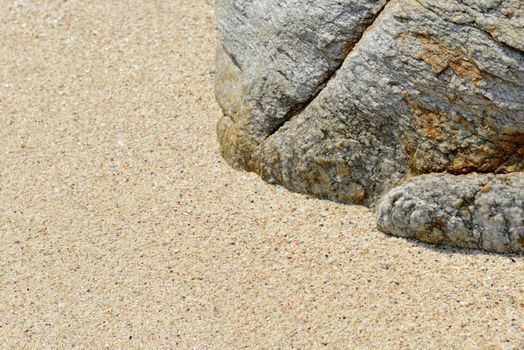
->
[378,173,524,253]
[215,0,524,253]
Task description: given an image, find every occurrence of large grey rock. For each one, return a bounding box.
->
[216,0,389,170]
[215,0,524,253]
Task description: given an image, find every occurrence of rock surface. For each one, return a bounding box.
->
[378,173,524,253]
[216,0,389,170]
[215,0,524,253]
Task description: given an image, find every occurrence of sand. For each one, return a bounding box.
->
[0,0,523,348]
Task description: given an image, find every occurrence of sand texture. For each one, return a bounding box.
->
[1,0,523,348]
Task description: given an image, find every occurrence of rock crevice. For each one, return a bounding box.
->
[264,0,392,140]
[216,0,391,170]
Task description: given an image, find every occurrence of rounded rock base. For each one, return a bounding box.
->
[377,173,523,254]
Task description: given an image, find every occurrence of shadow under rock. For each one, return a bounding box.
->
[375,229,524,260]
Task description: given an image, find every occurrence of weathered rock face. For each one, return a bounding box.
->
[378,173,524,253]
[215,0,524,253]
[216,0,389,171]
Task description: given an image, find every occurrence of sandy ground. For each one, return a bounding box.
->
[0,0,523,348]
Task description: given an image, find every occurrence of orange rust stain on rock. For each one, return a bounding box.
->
[405,96,456,142]
[434,219,447,230]
[415,36,483,83]
[403,95,524,174]
[420,113,444,141]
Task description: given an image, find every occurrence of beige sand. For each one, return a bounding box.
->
[0,0,523,348]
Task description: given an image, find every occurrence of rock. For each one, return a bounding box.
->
[377,173,524,253]
[216,0,389,170]
[215,0,524,253]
